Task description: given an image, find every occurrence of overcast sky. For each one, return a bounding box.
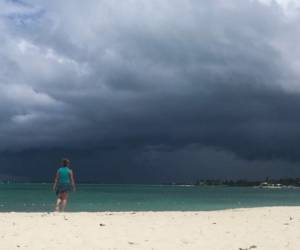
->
[0,0,300,183]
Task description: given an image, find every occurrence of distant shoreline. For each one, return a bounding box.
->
[1,182,300,188]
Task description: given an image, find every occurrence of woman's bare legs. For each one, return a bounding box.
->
[55,198,61,212]
[55,192,68,212]
[60,192,68,212]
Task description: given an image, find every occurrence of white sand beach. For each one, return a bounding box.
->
[0,207,299,250]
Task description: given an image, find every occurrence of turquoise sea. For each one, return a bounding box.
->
[0,184,300,212]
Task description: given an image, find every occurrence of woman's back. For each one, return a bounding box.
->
[58,167,71,184]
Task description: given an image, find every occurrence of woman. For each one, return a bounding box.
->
[52,158,76,212]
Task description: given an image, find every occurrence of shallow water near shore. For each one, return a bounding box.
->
[0,183,300,212]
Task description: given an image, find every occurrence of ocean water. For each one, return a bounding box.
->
[0,184,300,212]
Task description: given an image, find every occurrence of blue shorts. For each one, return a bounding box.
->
[56,183,71,196]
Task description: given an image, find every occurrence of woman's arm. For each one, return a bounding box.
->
[70,170,76,192]
[52,171,59,191]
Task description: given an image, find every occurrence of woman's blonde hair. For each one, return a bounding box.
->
[61,158,70,166]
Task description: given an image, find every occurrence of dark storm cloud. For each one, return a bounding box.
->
[0,0,300,180]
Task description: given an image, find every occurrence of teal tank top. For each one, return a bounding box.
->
[58,167,71,184]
